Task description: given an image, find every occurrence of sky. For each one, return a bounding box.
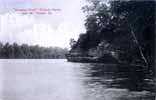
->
[0,0,87,48]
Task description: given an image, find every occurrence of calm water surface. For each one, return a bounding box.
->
[0,59,155,100]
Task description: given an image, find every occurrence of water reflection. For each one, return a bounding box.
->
[80,63,155,100]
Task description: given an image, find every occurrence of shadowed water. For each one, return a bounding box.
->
[0,59,155,100]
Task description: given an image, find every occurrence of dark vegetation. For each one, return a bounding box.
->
[0,42,68,59]
[68,0,155,76]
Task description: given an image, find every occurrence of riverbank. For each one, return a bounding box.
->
[66,54,118,63]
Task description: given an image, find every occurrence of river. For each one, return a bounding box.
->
[0,59,155,100]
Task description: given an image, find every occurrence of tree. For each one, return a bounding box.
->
[69,38,77,48]
[110,0,155,72]
[70,0,155,75]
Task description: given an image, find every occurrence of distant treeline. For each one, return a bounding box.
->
[0,42,68,59]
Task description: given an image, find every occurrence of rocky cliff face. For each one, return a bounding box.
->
[67,40,119,63]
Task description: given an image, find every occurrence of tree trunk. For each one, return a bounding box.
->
[129,25,148,68]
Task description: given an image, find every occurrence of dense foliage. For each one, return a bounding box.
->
[0,42,68,59]
[70,0,155,74]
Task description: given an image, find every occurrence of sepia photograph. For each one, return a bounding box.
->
[0,0,155,100]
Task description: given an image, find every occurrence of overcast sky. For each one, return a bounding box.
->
[0,0,86,48]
